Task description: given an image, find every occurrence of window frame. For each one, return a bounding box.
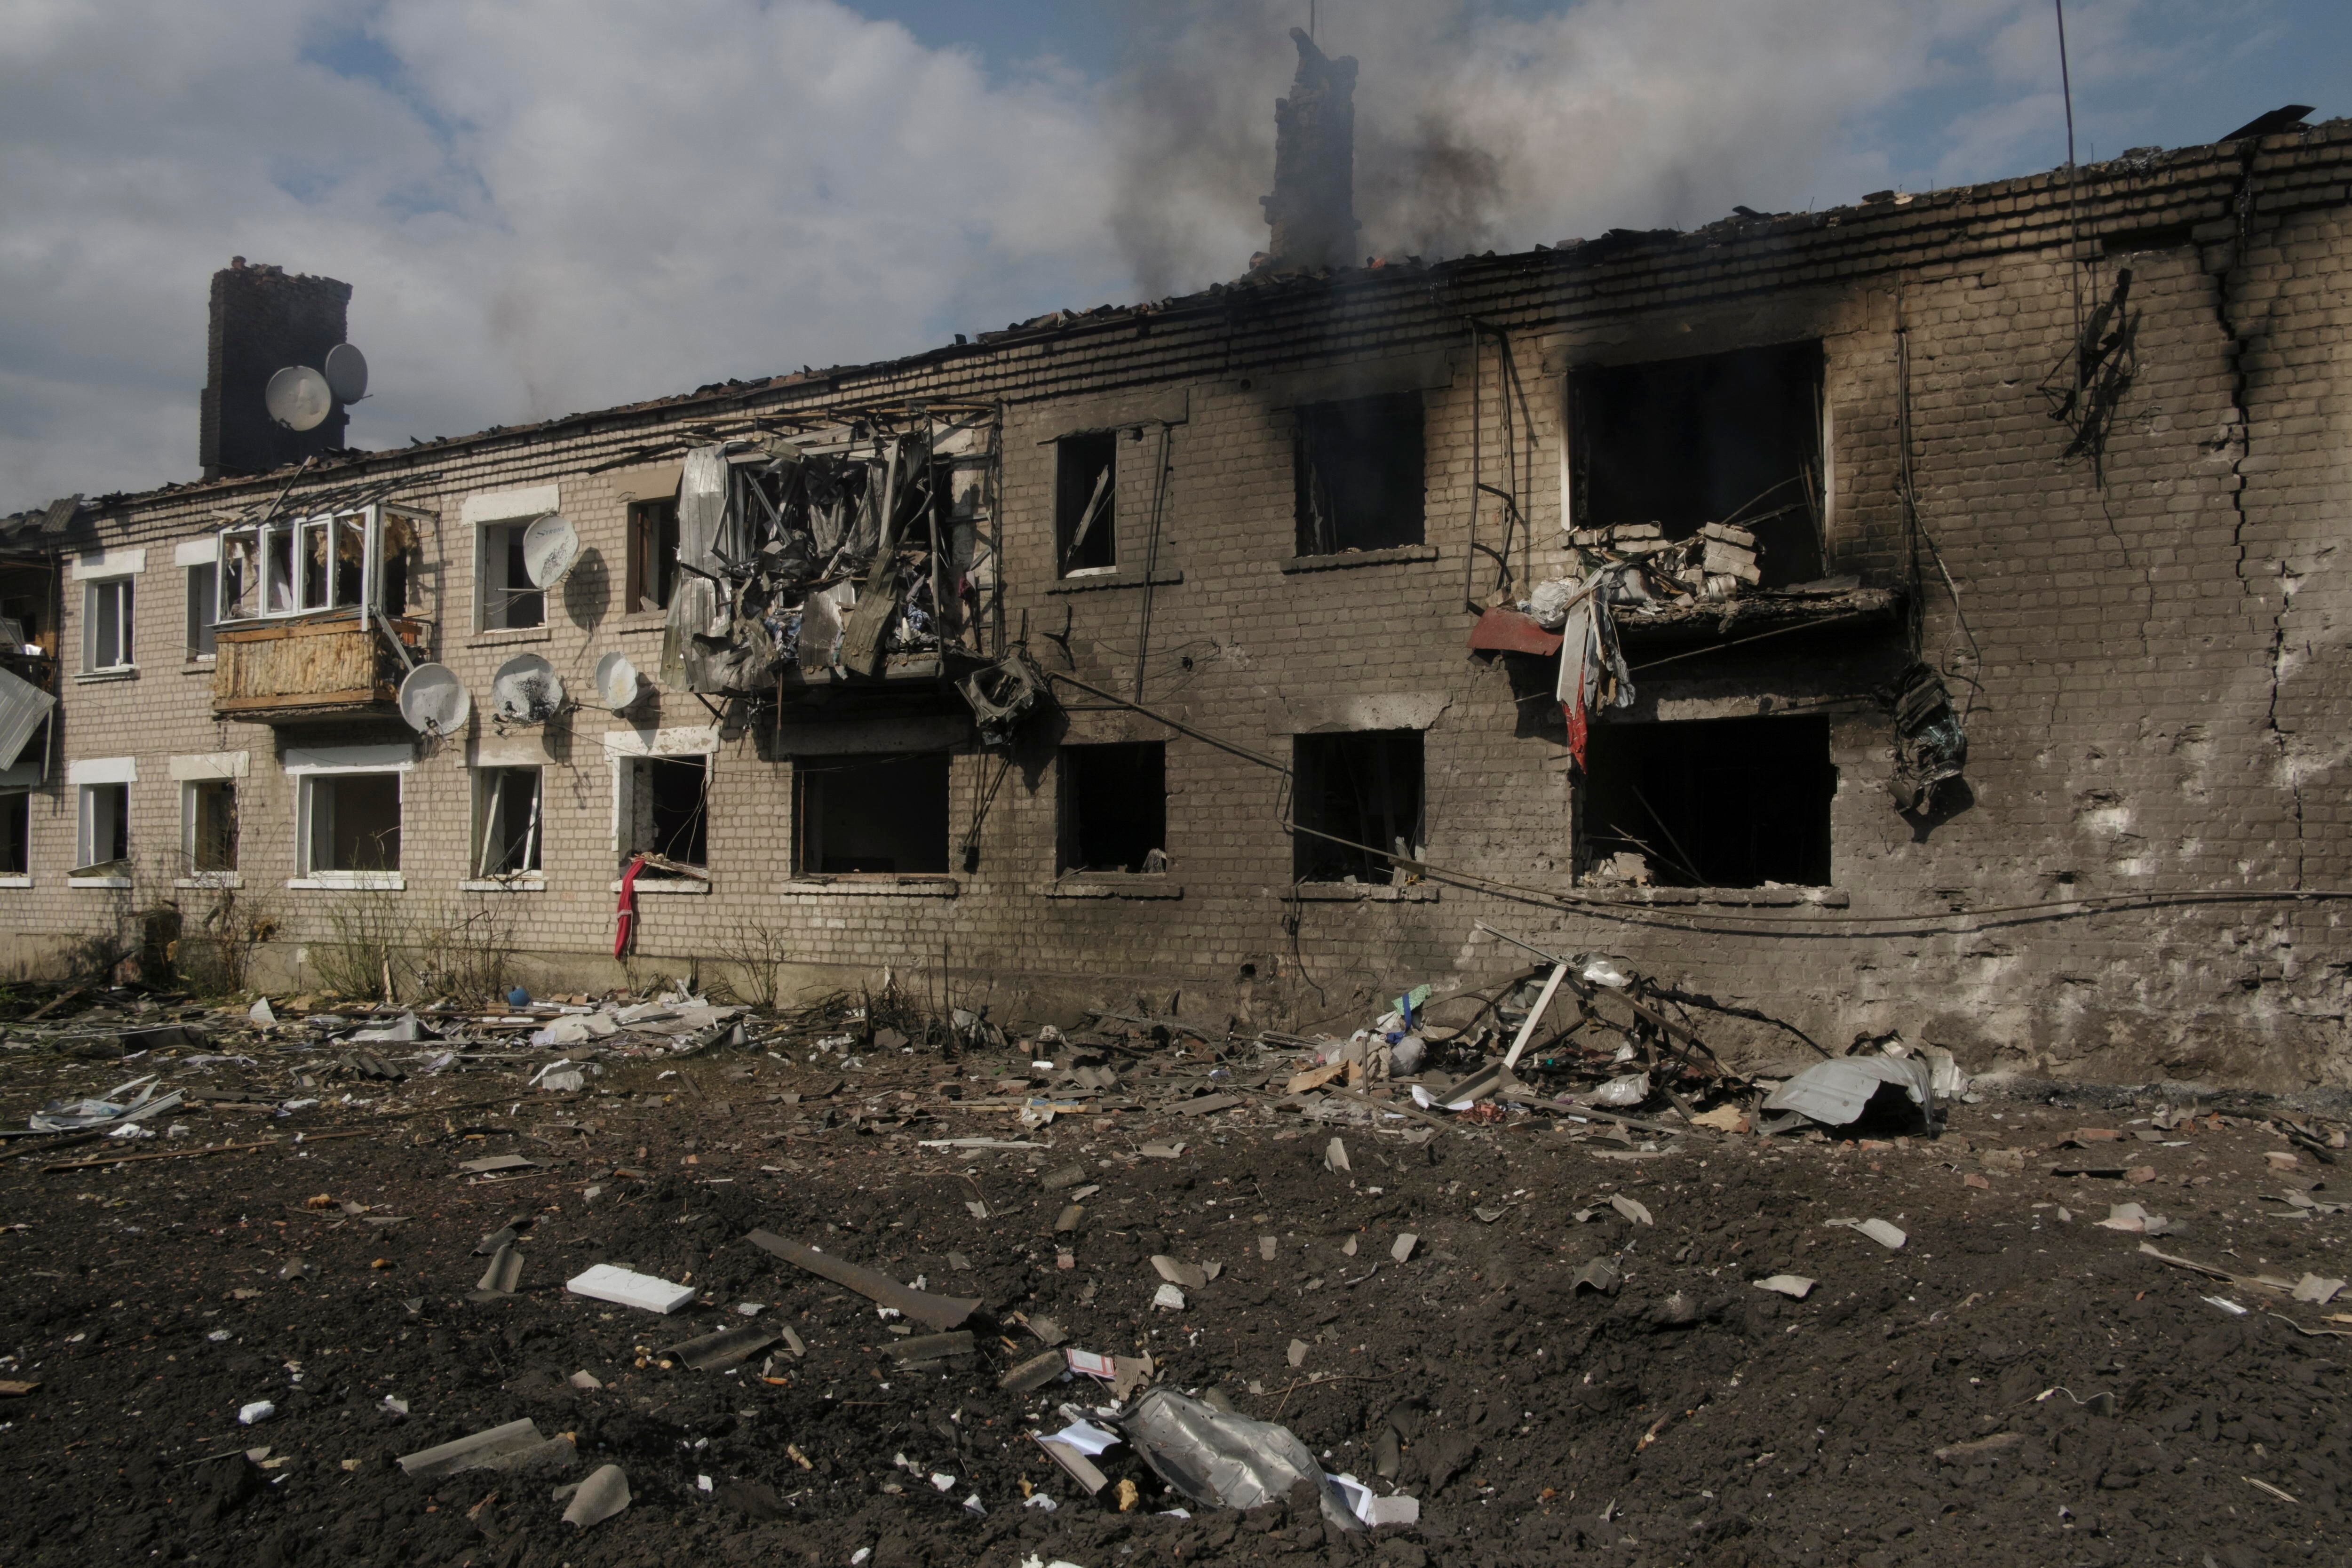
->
[284,747,412,890]
[793,752,952,877]
[605,729,718,884]
[625,498,681,613]
[477,519,548,631]
[82,575,135,673]
[1055,430,1119,578]
[1057,741,1168,875]
[1289,728,1425,885]
[72,780,131,883]
[181,778,239,881]
[215,503,423,627]
[472,765,544,881]
[184,559,219,659]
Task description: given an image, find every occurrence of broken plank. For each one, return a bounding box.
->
[43,1141,273,1174]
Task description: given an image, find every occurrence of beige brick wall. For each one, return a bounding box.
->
[8,128,2351,1086]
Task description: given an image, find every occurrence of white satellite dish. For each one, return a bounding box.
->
[397,663,472,735]
[521,512,580,590]
[323,342,369,403]
[593,650,643,712]
[264,365,333,432]
[490,653,565,725]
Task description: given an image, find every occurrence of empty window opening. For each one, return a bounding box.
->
[476,768,542,877]
[76,782,129,874]
[625,755,708,874]
[796,753,949,875]
[184,780,237,874]
[0,792,26,876]
[627,499,680,613]
[1580,715,1834,889]
[0,578,48,659]
[1057,432,1118,575]
[1572,342,1826,586]
[1294,392,1424,556]
[1061,742,1167,873]
[1291,730,1423,883]
[481,521,545,629]
[85,578,134,670]
[302,773,402,875]
[186,562,218,658]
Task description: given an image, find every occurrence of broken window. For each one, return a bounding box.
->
[1579,715,1834,889]
[1057,432,1118,575]
[795,753,949,876]
[1060,742,1166,873]
[1291,730,1422,883]
[0,791,26,876]
[0,576,48,659]
[1294,392,1424,556]
[185,561,218,659]
[183,780,237,874]
[480,521,545,629]
[75,781,129,873]
[621,754,708,875]
[83,577,133,671]
[475,767,541,878]
[627,499,680,613]
[300,772,402,876]
[215,506,417,623]
[1571,342,1825,586]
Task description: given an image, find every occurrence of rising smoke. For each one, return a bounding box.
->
[1104,0,1928,296]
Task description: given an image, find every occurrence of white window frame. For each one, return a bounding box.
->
[171,752,248,888]
[464,485,560,633]
[214,504,425,627]
[81,575,135,675]
[176,538,221,660]
[604,725,716,891]
[285,744,413,890]
[467,764,544,888]
[68,756,136,886]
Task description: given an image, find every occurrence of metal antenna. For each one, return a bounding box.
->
[2055,0,2085,393]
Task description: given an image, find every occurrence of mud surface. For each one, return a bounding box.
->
[3,1051,2349,1568]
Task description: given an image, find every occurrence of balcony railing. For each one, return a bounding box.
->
[211,611,429,724]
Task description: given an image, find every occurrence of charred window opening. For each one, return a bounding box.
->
[1580,715,1834,889]
[185,780,237,874]
[625,755,708,874]
[1060,742,1166,873]
[627,499,680,613]
[1292,730,1422,883]
[480,521,545,629]
[302,773,401,875]
[795,753,949,876]
[1295,393,1424,557]
[0,792,26,876]
[76,782,129,873]
[1572,342,1825,585]
[476,767,542,877]
[1057,432,1117,575]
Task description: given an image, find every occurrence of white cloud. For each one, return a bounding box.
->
[0,0,2315,513]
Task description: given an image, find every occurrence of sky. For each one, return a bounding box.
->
[2,0,2345,514]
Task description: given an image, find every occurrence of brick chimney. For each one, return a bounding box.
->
[1258,28,1360,271]
[199,258,352,479]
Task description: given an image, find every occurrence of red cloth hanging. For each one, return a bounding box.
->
[612,854,647,958]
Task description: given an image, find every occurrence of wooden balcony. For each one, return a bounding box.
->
[211,613,429,725]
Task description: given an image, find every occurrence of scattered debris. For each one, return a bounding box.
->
[558,1464,631,1529]
[746,1230,981,1329]
[1120,1387,1360,1529]
[565,1264,697,1314]
[1754,1274,1815,1299]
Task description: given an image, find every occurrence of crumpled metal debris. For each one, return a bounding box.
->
[1120,1387,1361,1529]
[1888,661,1967,812]
[1763,1055,1935,1133]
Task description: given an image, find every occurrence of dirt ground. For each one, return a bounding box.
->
[3,1018,2350,1568]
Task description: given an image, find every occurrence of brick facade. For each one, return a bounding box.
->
[8,127,2352,1088]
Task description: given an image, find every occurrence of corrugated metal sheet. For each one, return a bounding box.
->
[0,664,55,774]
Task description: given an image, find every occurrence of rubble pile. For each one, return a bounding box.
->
[1,958,2348,1567]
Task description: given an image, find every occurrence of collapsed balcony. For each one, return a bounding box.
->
[628,403,1004,705]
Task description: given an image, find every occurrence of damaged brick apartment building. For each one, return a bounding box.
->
[3,36,2347,1085]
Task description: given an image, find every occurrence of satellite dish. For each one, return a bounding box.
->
[397,663,472,736]
[323,342,369,403]
[264,365,333,432]
[521,513,580,590]
[490,653,566,725]
[594,651,644,712]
